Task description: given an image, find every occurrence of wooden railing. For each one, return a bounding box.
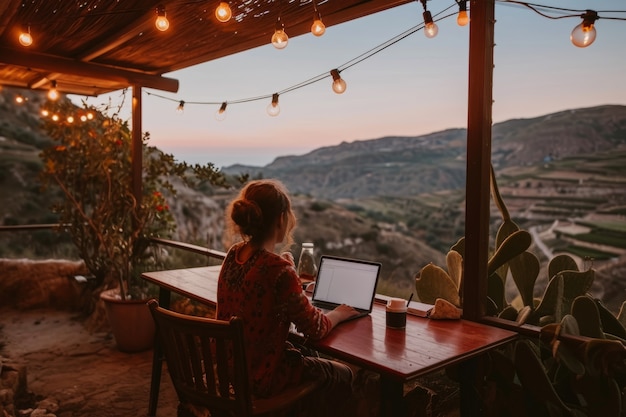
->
[149,237,226,261]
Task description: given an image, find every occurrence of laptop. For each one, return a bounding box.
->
[310,255,382,319]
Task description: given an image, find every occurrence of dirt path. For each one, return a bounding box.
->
[0,308,178,417]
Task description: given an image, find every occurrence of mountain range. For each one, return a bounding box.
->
[223,105,626,199]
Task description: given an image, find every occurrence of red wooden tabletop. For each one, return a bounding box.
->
[142,266,517,383]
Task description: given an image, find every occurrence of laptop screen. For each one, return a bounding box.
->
[311,255,381,311]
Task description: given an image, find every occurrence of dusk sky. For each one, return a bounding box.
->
[75,0,626,168]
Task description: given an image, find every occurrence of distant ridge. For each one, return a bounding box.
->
[223,105,626,199]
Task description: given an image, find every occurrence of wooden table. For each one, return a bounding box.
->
[143,266,517,416]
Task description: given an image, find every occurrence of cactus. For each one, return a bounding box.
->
[414,163,605,330]
[414,260,461,306]
[533,298,626,417]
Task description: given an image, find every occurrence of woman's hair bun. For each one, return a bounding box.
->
[231,199,263,237]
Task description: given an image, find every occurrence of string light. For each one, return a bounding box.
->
[18,24,33,46]
[311,1,325,37]
[176,100,185,113]
[330,69,346,94]
[141,1,625,118]
[155,5,170,32]
[215,102,227,121]
[571,10,598,47]
[215,2,232,23]
[15,94,25,104]
[47,80,59,101]
[271,16,288,49]
[420,0,439,38]
[267,93,280,117]
[41,109,49,117]
[456,1,469,26]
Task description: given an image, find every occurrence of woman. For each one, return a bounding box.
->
[216,179,359,413]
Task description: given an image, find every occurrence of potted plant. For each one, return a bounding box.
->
[39,97,226,351]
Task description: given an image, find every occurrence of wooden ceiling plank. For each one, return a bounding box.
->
[0,47,179,93]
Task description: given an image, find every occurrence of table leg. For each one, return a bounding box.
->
[147,288,171,416]
[459,356,483,416]
[378,377,407,417]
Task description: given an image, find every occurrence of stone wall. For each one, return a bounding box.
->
[0,259,91,312]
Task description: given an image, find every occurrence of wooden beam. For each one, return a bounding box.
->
[132,85,143,206]
[463,0,495,321]
[0,47,179,93]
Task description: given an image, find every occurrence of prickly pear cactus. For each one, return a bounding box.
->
[414,163,599,328]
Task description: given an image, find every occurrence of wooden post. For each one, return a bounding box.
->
[459,2,496,415]
[131,85,142,205]
[463,0,495,322]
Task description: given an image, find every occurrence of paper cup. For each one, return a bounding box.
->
[386,298,407,329]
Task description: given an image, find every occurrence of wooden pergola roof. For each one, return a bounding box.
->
[0,0,412,96]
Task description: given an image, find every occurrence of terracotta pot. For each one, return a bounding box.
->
[100,288,156,353]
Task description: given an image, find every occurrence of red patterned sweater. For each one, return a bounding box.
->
[216,242,331,397]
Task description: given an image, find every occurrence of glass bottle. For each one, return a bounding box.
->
[297,242,318,281]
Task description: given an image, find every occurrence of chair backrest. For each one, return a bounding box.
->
[148,299,253,417]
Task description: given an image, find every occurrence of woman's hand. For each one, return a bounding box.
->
[326,304,360,329]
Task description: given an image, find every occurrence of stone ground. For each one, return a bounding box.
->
[0,307,460,417]
[0,307,178,417]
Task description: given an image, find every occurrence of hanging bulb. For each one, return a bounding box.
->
[15,95,25,104]
[176,100,185,113]
[267,93,280,117]
[311,10,325,37]
[155,5,170,31]
[51,114,59,122]
[215,102,228,121]
[456,1,469,26]
[80,114,87,122]
[330,69,347,94]
[423,11,438,38]
[215,2,232,23]
[571,10,598,48]
[86,112,94,120]
[47,80,59,101]
[41,109,49,117]
[67,116,75,123]
[19,25,33,46]
[271,17,288,49]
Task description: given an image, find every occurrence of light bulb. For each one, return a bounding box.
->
[272,29,288,49]
[215,2,232,23]
[52,114,59,122]
[267,94,280,117]
[176,100,185,113]
[215,102,227,121]
[311,11,325,37]
[67,116,75,123]
[15,95,25,104]
[423,11,438,38]
[271,18,288,49]
[19,25,33,46]
[571,11,598,48]
[155,5,169,31]
[41,109,49,117]
[330,69,346,94]
[457,11,469,26]
[80,114,87,122]
[456,1,469,26]
[86,112,94,120]
[48,81,59,101]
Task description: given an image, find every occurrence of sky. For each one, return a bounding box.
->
[74,0,626,169]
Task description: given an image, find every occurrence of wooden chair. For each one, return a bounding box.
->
[148,300,321,417]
